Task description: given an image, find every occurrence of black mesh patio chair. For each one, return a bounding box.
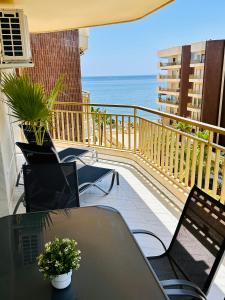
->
[132,186,225,300]
[16,125,98,186]
[14,142,119,214]
[15,162,80,213]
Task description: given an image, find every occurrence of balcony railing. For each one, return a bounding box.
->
[51,102,225,202]
[158,87,180,93]
[159,62,181,67]
[187,103,202,110]
[190,59,205,65]
[188,89,202,98]
[189,74,203,80]
[158,75,180,80]
[157,98,179,106]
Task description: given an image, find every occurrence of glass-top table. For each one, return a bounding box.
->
[0,206,168,300]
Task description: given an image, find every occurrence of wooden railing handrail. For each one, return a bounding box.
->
[55,101,225,136]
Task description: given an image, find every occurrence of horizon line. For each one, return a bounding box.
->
[81,74,157,78]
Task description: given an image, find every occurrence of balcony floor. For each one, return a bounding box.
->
[13,150,225,300]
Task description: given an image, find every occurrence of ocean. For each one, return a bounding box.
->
[81,75,159,118]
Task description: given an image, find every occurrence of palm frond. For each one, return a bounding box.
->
[1,73,64,145]
[46,74,65,110]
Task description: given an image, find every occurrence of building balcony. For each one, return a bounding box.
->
[82,90,90,103]
[190,60,204,68]
[158,86,180,96]
[187,102,202,112]
[158,61,181,70]
[189,74,204,83]
[157,98,179,107]
[157,75,180,82]
[79,28,89,55]
[188,89,202,98]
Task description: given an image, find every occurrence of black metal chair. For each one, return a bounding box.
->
[22,162,80,213]
[14,142,119,214]
[133,186,225,300]
[16,125,98,186]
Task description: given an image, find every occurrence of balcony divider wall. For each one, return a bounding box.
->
[20,30,83,141]
[201,40,225,126]
[179,45,191,117]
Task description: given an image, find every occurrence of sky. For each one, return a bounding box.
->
[81,0,225,77]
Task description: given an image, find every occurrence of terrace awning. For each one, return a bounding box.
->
[0,0,174,33]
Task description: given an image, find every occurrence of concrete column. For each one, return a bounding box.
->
[0,70,18,217]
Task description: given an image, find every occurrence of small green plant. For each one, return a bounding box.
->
[1,73,64,145]
[195,130,209,140]
[172,121,192,133]
[37,238,81,279]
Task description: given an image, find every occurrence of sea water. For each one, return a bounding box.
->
[82,75,160,119]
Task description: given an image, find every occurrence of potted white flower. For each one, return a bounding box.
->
[37,238,81,289]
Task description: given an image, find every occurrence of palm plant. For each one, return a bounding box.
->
[91,107,115,145]
[1,73,64,145]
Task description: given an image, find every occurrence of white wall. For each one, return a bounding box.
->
[0,70,18,217]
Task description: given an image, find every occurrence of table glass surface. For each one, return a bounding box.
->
[0,206,168,300]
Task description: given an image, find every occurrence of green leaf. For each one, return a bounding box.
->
[1,73,63,145]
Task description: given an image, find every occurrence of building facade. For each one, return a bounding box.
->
[157,40,225,129]
[21,29,88,106]
[20,29,89,141]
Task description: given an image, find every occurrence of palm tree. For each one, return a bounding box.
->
[1,73,64,145]
[91,107,115,145]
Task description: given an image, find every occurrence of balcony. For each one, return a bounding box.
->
[14,102,225,299]
[187,102,202,112]
[188,89,202,98]
[159,61,181,70]
[190,59,205,68]
[157,98,179,108]
[79,28,89,55]
[158,86,180,96]
[157,75,180,82]
[189,74,204,83]
[82,90,90,103]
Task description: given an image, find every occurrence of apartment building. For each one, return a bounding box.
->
[157,46,185,117]
[157,40,225,131]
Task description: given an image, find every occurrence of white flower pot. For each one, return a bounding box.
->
[51,270,72,289]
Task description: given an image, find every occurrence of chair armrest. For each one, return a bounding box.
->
[132,229,167,252]
[13,192,25,215]
[61,155,87,165]
[161,279,205,298]
[165,288,207,300]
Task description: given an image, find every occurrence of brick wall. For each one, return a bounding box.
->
[21,30,83,140]
[22,30,82,110]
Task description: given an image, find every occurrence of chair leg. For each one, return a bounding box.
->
[91,149,98,162]
[13,192,25,215]
[106,171,116,194]
[116,172,119,185]
[95,150,99,162]
[16,168,22,187]
[79,170,117,195]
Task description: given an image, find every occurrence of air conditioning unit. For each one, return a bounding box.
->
[0,9,32,66]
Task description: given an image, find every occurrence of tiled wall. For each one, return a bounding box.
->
[21,29,82,110]
[21,30,83,140]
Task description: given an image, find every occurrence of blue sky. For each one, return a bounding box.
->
[81,0,225,76]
